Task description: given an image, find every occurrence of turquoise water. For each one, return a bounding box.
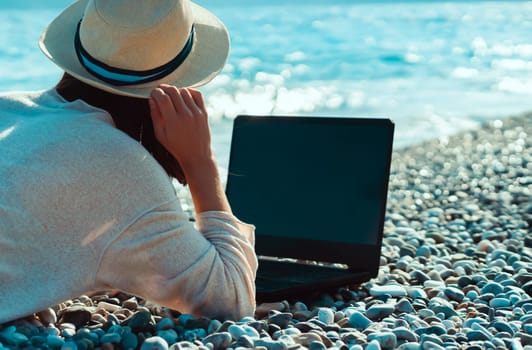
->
[1,1,531,168]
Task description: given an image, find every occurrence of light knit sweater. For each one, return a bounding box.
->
[0,89,257,323]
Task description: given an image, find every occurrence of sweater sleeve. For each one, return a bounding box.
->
[95,199,257,321]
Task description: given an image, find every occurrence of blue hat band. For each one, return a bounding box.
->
[74,20,195,86]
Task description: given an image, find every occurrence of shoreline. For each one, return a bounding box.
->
[1,113,530,349]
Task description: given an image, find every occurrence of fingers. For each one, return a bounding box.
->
[179,89,204,117]
[149,88,164,123]
[150,87,175,121]
[188,88,207,112]
[149,88,168,143]
[148,85,213,168]
[165,86,193,117]
[150,85,207,118]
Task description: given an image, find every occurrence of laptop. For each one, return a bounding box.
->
[225,115,394,302]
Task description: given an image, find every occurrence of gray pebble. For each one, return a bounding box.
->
[466,330,490,342]
[268,313,293,329]
[140,336,168,350]
[101,333,122,344]
[397,342,421,350]
[464,318,490,329]
[126,311,154,333]
[392,327,418,342]
[168,341,198,350]
[370,285,407,297]
[444,287,465,302]
[366,339,382,350]
[395,298,415,314]
[121,331,138,350]
[37,308,57,326]
[480,282,504,295]
[408,288,427,299]
[416,245,432,258]
[61,341,78,350]
[47,334,65,348]
[421,340,444,350]
[367,332,397,350]
[317,308,335,325]
[417,308,435,319]
[415,325,446,336]
[347,311,372,330]
[430,305,458,318]
[156,330,178,346]
[30,335,47,348]
[489,297,511,308]
[234,334,255,348]
[59,306,92,329]
[201,332,232,350]
[366,304,394,320]
[411,270,431,284]
[253,338,288,350]
[308,341,327,350]
[156,318,175,331]
[207,320,222,334]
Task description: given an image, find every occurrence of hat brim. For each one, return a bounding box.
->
[39,0,229,98]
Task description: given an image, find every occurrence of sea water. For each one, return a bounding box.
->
[1,1,531,169]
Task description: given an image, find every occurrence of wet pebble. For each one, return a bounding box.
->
[317,308,335,325]
[392,327,418,342]
[201,332,232,350]
[369,285,407,297]
[37,308,57,326]
[125,311,154,333]
[58,306,92,329]
[140,336,168,350]
[444,287,465,302]
[367,332,397,350]
[254,338,288,350]
[395,298,415,314]
[227,324,259,340]
[268,312,293,329]
[347,311,372,330]
[366,304,395,320]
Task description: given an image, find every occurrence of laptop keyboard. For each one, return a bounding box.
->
[257,259,353,283]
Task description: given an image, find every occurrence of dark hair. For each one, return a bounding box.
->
[56,73,186,184]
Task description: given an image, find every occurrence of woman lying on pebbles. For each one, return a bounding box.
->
[0,0,257,324]
[2,114,529,350]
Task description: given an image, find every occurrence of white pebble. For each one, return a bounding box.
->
[318,308,335,324]
[366,339,381,350]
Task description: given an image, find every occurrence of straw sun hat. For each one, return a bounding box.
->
[39,0,229,98]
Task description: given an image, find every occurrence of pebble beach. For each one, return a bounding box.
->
[0,114,530,350]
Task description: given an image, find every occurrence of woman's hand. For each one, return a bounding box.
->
[149,84,231,214]
[149,85,213,169]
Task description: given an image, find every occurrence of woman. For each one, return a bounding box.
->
[0,0,257,322]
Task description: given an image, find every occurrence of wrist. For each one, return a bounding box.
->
[183,156,232,214]
[180,153,218,179]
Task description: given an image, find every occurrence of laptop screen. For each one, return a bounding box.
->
[226,116,394,260]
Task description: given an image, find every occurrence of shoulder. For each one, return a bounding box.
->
[62,105,177,208]
[2,89,177,212]
[0,90,47,109]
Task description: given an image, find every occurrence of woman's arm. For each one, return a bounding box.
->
[96,85,255,320]
[95,199,257,320]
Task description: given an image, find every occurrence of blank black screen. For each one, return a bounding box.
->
[226,116,393,246]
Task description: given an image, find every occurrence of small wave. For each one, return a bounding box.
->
[451,67,479,79]
[497,77,532,95]
[492,59,532,72]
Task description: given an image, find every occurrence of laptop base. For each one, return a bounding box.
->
[256,259,370,302]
